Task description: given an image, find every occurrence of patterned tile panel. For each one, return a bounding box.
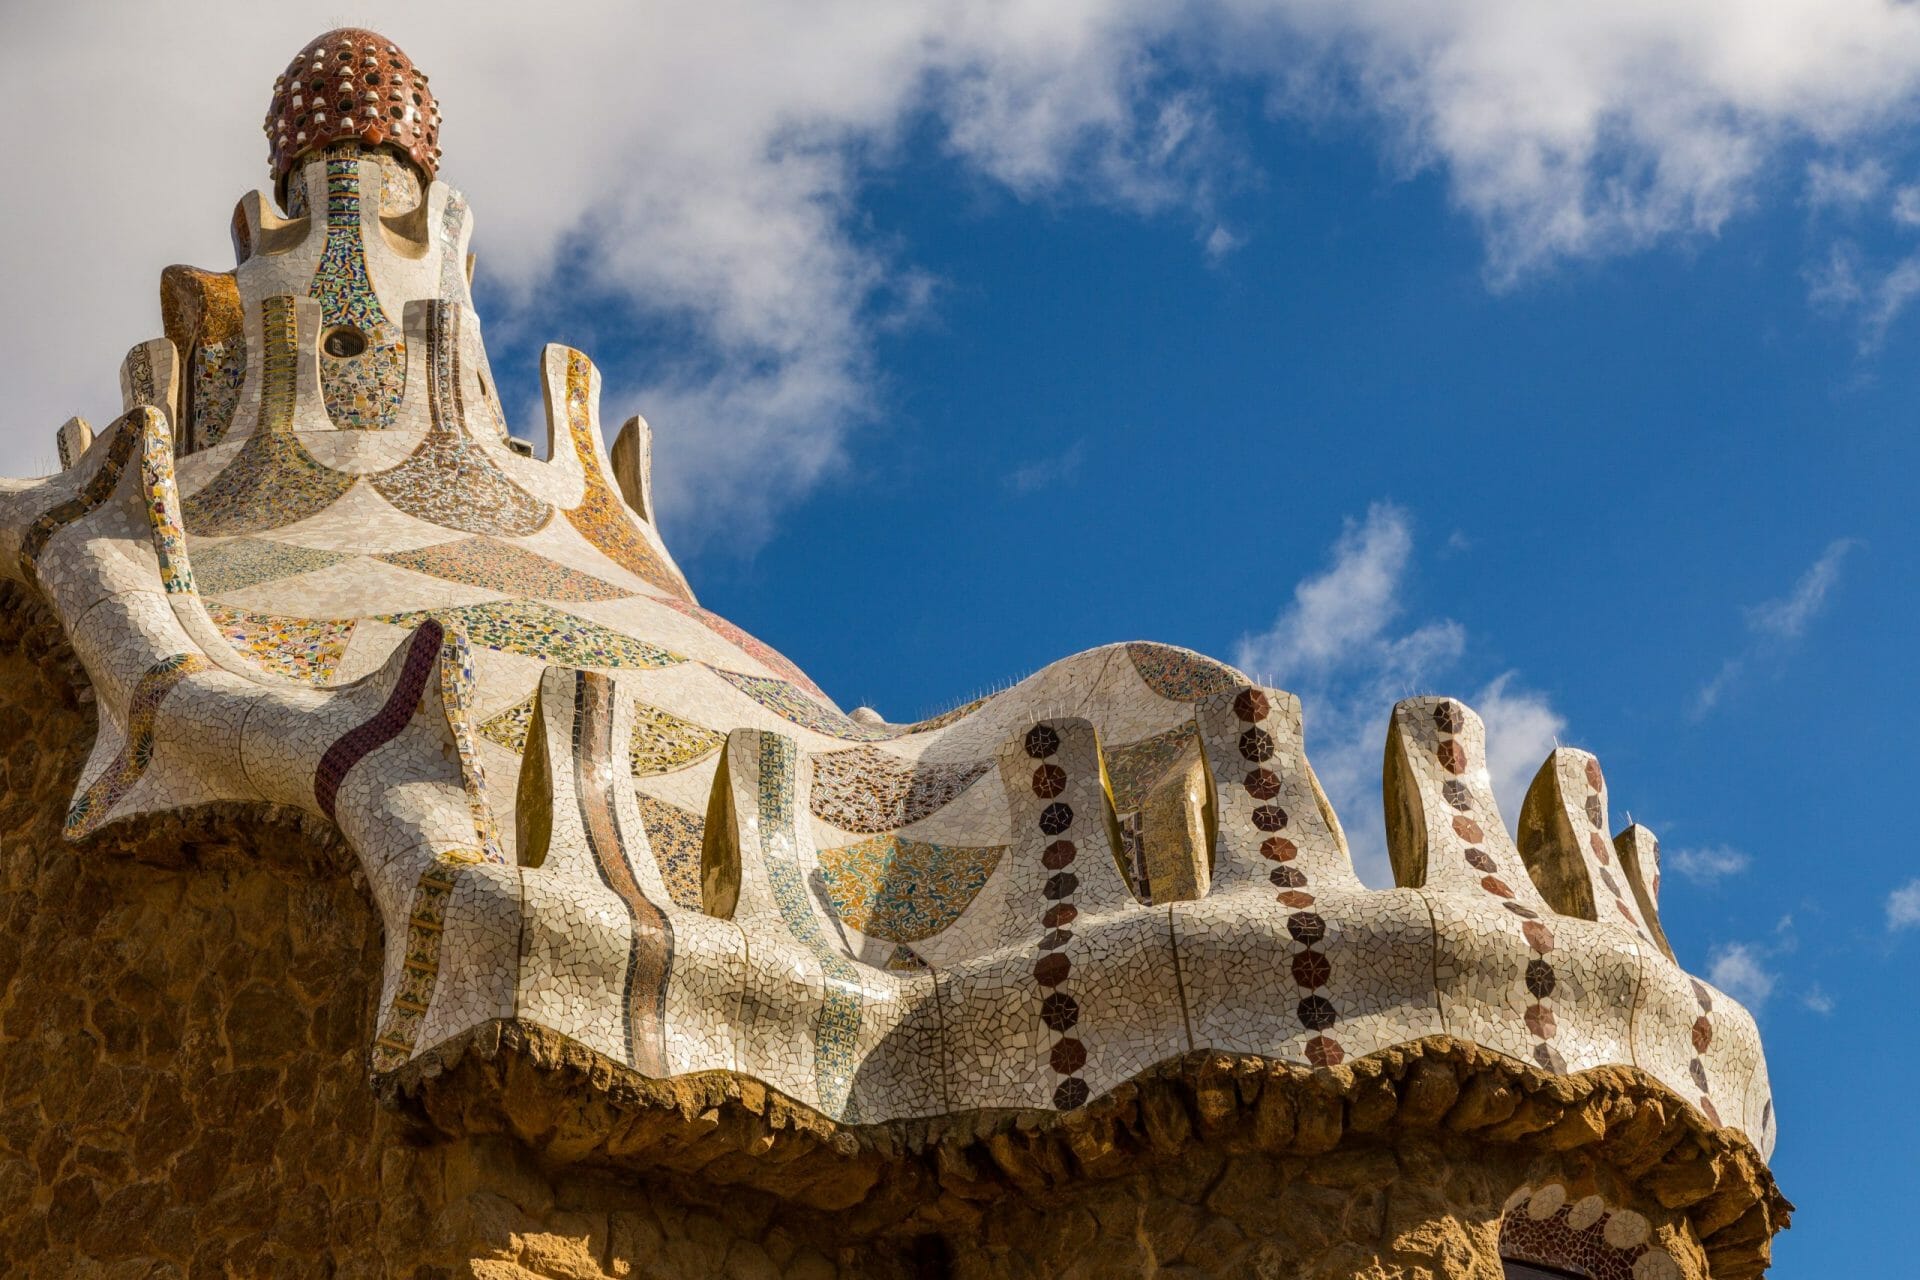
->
[369,303,551,534]
[809,745,991,832]
[181,296,356,536]
[377,600,686,670]
[204,602,357,684]
[634,794,705,911]
[1498,1184,1683,1280]
[1125,641,1246,702]
[311,156,407,429]
[379,537,632,602]
[816,834,1006,942]
[629,703,725,776]
[192,537,352,595]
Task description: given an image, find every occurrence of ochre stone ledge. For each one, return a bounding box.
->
[383,1022,1791,1277]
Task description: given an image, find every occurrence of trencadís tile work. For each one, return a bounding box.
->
[0,26,1788,1280]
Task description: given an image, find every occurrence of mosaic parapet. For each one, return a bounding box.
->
[0,76,1776,1193]
[0,401,1777,1153]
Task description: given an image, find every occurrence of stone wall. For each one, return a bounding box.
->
[0,589,1782,1278]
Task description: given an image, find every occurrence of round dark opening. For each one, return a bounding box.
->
[323,327,368,359]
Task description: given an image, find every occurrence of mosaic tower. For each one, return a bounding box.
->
[0,28,1788,1279]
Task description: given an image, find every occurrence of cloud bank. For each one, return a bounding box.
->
[9,2,1920,541]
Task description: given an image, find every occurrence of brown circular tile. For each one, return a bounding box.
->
[1233,689,1270,723]
[1040,991,1080,1032]
[1304,1035,1344,1067]
[1691,1016,1713,1054]
[1433,701,1466,733]
[1024,724,1060,758]
[1291,949,1332,989]
[1243,768,1282,800]
[1297,994,1338,1030]
[1038,802,1073,835]
[1238,727,1275,761]
[1050,1037,1087,1074]
[1031,763,1067,798]
[1277,890,1316,907]
[1260,836,1297,862]
[1053,1077,1089,1110]
[1033,953,1071,987]
[1436,740,1468,774]
[1251,805,1289,832]
[1286,911,1326,945]
[1452,815,1485,843]
[1480,875,1514,899]
[1521,921,1555,954]
[1042,840,1078,870]
[1524,1002,1558,1040]
[1042,902,1078,928]
[1525,959,1556,998]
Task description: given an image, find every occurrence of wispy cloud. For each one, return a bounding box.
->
[1801,984,1835,1015]
[1692,539,1857,717]
[1708,942,1777,1009]
[17,4,1920,546]
[1806,158,1888,212]
[1889,879,1920,930]
[1236,503,1563,884]
[1003,440,1088,495]
[1667,844,1752,885]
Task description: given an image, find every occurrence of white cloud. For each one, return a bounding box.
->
[1692,539,1856,715]
[1889,879,1920,930]
[1708,942,1777,1009]
[15,4,1920,541]
[1667,843,1752,884]
[1806,158,1888,210]
[1236,504,1563,885]
[1476,672,1567,826]
[1895,184,1920,226]
[1801,985,1835,1015]
[1004,440,1088,494]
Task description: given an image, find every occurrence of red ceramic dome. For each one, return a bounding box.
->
[264,28,441,200]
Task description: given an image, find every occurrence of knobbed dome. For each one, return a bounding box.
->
[263,27,441,203]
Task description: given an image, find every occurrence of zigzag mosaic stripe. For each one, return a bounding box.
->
[20,414,137,581]
[65,653,213,838]
[370,845,490,1073]
[315,621,443,821]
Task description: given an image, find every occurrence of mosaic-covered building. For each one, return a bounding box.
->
[0,28,1789,1279]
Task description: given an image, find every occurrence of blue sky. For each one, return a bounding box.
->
[509,101,1910,1276]
[6,3,1919,1270]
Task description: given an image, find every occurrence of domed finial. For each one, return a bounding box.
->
[263,28,441,202]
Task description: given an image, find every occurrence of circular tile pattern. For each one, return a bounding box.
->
[1023,724,1060,758]
[1238,727,1274,761]
[1251,805,1288,832]
[1243,768,1282,800]
[1031,763,1067,798]
[1233,689,1270,722]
